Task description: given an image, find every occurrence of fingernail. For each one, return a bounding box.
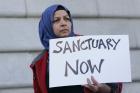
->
[91,76,94,80]
[87,78,91,84]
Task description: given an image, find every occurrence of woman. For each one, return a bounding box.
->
[30,4,122,93]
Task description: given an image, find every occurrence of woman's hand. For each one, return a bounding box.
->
[84,76,111,93]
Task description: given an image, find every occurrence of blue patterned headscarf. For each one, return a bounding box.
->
[39,4,75,50]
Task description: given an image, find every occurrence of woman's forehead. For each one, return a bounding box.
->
[54,10,69,17]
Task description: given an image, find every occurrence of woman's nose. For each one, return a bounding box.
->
[60,19,67,26]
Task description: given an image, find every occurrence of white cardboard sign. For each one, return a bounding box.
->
[49,35,131,88]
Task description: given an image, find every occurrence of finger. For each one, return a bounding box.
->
[87,78,94,89]
[81,84,89,88]
[91,76,99,85]
[87,84,98,92]
[83,84,89,88]
[87,78,92,85]
[86,78,98,92]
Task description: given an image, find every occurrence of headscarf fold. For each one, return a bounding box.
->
[39,4,75,50]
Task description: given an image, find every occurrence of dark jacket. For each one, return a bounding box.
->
[30,50,122,93]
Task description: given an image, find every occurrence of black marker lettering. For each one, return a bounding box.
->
[53,41,63,53]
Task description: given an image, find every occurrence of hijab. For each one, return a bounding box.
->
[39,4,76,50]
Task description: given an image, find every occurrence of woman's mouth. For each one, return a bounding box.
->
[60,29,69,32]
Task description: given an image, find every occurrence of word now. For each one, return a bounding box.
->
[64,59,104,77]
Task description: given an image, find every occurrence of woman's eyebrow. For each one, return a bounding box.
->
[54,14,69,18]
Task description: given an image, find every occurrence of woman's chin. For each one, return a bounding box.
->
[59,33,70,38]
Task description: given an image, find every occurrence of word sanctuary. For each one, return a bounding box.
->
[53,38,121,54]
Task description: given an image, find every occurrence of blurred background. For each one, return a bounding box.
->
[0,0,140,93]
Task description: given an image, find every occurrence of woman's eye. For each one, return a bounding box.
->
[65,17,70,21]
[53,19,59,23]
[53,17,70,23]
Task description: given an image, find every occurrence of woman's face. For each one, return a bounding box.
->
[53,10,71,37]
